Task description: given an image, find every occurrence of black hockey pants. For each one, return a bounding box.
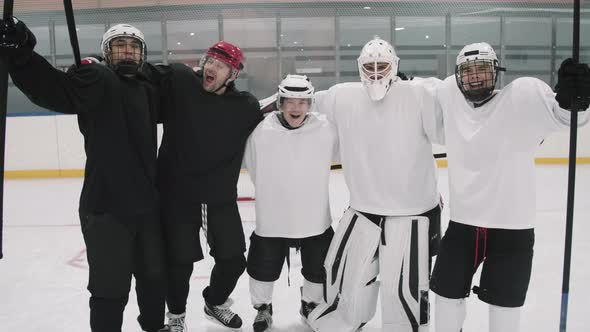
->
[165,201,247,314]
[80,211,166,332]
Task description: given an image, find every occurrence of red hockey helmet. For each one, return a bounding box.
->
[206,41,244,72]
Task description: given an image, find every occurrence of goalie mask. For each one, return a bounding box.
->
[101,24,147,76]
[277,74,314,128]
[455,42,505,103]
[357,36,400,101]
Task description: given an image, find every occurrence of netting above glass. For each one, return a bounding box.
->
[3,0,588,113]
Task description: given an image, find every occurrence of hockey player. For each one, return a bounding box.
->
[430,42,590,332]
[0,19,169,332]
[157,41,262,331]
[306,36,444,332]
[242,74,337,332]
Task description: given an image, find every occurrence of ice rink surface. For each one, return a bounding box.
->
[1,166,589,331]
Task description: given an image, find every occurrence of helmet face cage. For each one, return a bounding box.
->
[454,42,504,103]
[278,96,313,112]
[455,59,499,103]
[203,41,244,77]
[360,61,393,82]
[276,74,315,110]
[200,54,238,80]
[105,37,146,66]
[101,24,147,69]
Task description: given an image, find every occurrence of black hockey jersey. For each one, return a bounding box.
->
[9,53,160,217]
[157,63,262,206]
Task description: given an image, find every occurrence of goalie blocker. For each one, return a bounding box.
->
[308,208,430,332]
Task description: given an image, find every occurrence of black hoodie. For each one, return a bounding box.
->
[9,52,161,217]
[157,63,262,206]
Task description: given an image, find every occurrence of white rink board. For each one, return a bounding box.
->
[1,167,590,331]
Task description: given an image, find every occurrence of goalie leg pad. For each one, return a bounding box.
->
[379,216,430,332]
[308,208,381,331]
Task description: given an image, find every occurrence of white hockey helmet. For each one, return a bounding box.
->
[101,24,147,69]
[357,36,400,101]
[277,74,315,109]
[455,42,505,103]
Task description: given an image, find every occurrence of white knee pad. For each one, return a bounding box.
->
[308,209,381,332]
[249,278,274,306]
[435,295,466,332]
[302,279,324,304]
[489,304,521,332]
[379,216,430,332]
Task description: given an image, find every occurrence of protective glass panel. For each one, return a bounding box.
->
[4,1,588,113]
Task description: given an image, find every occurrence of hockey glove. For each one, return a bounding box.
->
[81,55,104,65]
[398,71,414,81]
[555,58,590,111]
[0,17,36,65]
[67,55,105,72]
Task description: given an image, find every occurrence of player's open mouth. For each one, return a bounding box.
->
[205,74,215,83]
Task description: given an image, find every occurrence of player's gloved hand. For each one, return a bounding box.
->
[397,71,413,81]
[81,55,104,65]
[575,62,590,111]
[0,17,36,65]
[67,55,105,72]
[555,58,590,111]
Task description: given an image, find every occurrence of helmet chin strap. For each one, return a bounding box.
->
[471,91,497,108]
[213,82,228,93]
[277,112,308,130]
[212,72,235,94]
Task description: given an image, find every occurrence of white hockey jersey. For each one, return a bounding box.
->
[436,76,589,229]
[243,111,338,238]
[315,80,443,216]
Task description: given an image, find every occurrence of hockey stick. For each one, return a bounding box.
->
[0,0,14,260]
[559,0,581,330]
[433,153,447,159]
[63,0,81,66]
[259,92,277,114]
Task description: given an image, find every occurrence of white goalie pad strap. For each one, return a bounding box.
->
[307,286,378,332]
[308,270,379,332]
[308,208,381,331]
[379,216,430,332]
